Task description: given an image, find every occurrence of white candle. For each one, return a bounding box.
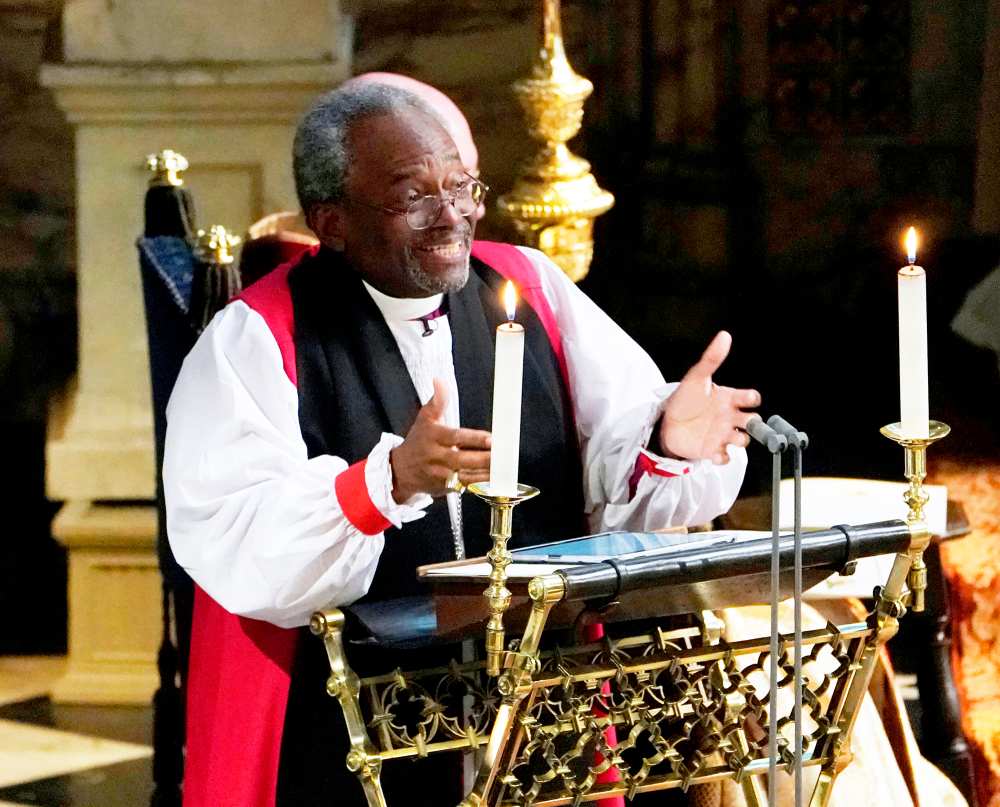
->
[489,282,524,496]
[898,227,929,438]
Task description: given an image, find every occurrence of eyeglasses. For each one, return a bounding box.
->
[347,175,488,231]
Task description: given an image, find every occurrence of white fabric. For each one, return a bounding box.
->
[722,603,968,807]
[951,263,1000,376]
[164,247,747,627]
[362,280,465,552]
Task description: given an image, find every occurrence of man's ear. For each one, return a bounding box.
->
[306,203,347,252]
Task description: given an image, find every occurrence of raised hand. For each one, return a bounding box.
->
[390,378,492,502]
[660,331,761,464]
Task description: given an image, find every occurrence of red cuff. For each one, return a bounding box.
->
[334,460,392,536]
[627,452,688,499]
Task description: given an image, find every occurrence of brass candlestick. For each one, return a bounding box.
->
[879,420,951,611]
[467,482,540,676]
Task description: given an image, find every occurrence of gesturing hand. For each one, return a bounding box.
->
[660,331,761,465]
[390,378,492,503]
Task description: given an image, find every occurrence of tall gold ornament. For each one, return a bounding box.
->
[499,0,614,282]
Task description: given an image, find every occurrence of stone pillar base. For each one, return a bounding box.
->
[50,501,160,705]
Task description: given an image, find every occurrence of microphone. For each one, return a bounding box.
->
[767,414,809,449]
[745,414,787,454]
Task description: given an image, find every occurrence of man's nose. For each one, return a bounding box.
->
[434,195,465,227]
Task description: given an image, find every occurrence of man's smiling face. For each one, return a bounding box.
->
[333,109,475,298]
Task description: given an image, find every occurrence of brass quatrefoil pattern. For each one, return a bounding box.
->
[361,660,499,757]
[491,623,866,806]
[351,619,868,806]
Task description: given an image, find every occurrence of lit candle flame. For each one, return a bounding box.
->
[905,226,919,265]
[503,281,518,322]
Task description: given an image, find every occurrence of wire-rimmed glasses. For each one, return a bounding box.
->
[347,174,488,230]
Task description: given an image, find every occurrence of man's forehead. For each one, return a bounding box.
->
[347,110,462,179]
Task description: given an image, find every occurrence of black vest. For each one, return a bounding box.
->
[288,247,587,600]
[277,248,587,804]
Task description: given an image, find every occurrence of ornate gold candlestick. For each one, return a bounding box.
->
[498,0,614,282]
[879,420,951,611]
[467,482,540,676]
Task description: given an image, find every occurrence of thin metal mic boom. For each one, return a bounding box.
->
[768,415,809,807]
[747,413,786,807]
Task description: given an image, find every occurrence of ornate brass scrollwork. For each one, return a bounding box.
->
[313,523,929,806]
[313,606,898,805]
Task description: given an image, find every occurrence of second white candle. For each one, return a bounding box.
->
[898,228,929,439]
[489,283,524,496]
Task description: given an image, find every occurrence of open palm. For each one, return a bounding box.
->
[661,331,760,464]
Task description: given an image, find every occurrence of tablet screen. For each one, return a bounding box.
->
[511,531,692,562]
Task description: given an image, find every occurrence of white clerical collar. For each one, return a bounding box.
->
[362,280,445,323]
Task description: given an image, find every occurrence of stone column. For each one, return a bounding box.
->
[41,0,349,703]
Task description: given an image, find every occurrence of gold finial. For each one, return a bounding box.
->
[194,225,242,265]
[145,149,189,187]
[498,0,614,282]
[540,0,569,77]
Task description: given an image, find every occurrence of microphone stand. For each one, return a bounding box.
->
[745,415,787,807]
[769,416,809,807]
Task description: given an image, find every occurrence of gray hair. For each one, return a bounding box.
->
[292,83,439,212]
